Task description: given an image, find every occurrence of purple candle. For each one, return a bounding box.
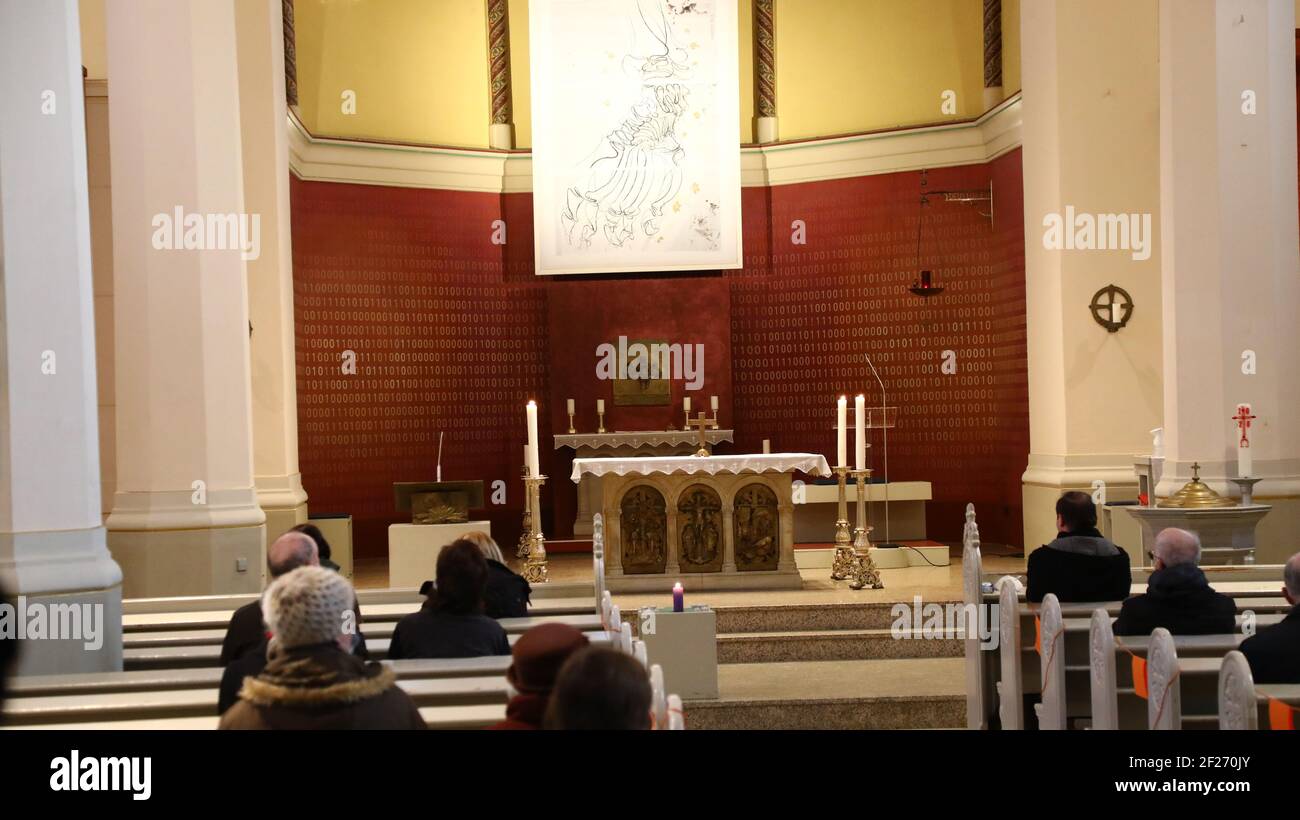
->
[672,582,684,613]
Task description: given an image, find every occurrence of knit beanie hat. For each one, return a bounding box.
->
[263,565,355,649]
[507,623,589,695]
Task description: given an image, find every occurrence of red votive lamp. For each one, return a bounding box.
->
[920,270,932,289]
[672,582,684,613]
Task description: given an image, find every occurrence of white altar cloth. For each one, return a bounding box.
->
[571,452,831,482]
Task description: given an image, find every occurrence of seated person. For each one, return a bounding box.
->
[219,567,424,730]
[388,540,511,660]
[544,647,652,731]
[489,623,589,730]
[1113,528,1236,636]
[1239,552,1300,683]
[420,530,530,619]
[292,523,341,574]
[1026,491,1131,603]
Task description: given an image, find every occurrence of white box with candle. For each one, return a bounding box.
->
[639,604,718,700]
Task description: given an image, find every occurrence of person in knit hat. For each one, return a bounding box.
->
[219,566,425,730]
[488,623,589,730]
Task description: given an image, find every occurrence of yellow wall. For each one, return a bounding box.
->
[293,0,490,147]
[79,0,107,79]
[1002,0,1020,95]
[775,0,985,139]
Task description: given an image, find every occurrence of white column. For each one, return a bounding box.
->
[0,0,123,674]
[1018,0,1164,549]
[236,0,309,541]
[104,0,266,596]
[1158,0,1300,559]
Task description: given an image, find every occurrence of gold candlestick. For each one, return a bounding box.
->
[848,468,883,589]
[567,412,576,435]
[829,466,856,580]
[516,462,532,558]
[522,474,549,583]
[683,408,692,431]
[597,410,606,434]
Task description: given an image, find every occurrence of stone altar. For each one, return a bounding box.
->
[572,452,830,592]
[555,429,734,537]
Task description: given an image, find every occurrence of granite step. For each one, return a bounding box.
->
[717,627,963,664]
[682,657,965,730]
[712,601,958,633]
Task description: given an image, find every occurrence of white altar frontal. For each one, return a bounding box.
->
[572,453,831,592]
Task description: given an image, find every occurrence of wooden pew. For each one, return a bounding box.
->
[121,613,604,648]
[2,704,509,731]
[1031,594,1286,729]
[1088,614,1272,730]
[1218,650,1300,730]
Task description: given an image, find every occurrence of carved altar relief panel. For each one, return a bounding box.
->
[733,483,779,571]
[677,484,723,573]
[620,485,667,574]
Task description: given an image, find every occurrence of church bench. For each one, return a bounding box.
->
[1000,584,1282,730]
[123,630,616,670]
[1,704,511,732]
[0,675,516,726]
[121,613,604,648]
[121,597,597,633]
[1217,650,1300,730]
[6,656,522,698]
[121,581,595,615]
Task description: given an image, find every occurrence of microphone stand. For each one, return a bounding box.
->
[864,355,900,548]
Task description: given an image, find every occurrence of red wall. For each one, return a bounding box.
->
[290,148,1028,557]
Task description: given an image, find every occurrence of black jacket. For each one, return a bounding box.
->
[220,597,368,667]
[1113,563,1237,637]
[418,559,531,620]
[1026,530,1131,603]
[387,605,510,660]
[1239,606,1300,684]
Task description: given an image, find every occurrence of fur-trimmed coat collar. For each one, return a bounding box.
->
[237,644,395,708]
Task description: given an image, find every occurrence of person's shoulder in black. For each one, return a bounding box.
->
[220,601,267,666]
[388,605,510,660]
[483,559,531,619]
[1240,607,1300,684]
[1113,562,1235,636]
[219,638,269,714]
[1025,528,1131,603]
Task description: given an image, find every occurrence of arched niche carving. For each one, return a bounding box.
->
[619,485,667,575]
[733,483,779,571]
[676,484,722,573]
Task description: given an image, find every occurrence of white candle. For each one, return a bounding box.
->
[762,439,771,454]
[1239,442,1252,478]
[836,396,847,466]
[597,399,605,414]
[684,396,691,414]
[566,398,575,415]
[711,395,719,411]
[854,394,866,471]
[526,400,541,478]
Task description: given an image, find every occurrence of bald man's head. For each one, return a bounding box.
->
[268,531,319,579]
[1283,552,1300,604]
[1153,528,1201,569]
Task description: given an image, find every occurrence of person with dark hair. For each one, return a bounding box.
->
[544,647,652,730]
[1025,491,1131,603]
[387,540,510,660]
[292,523,340,573]
[420,530,530,619]
[489,623,589,730]
[1239,552,1300,683]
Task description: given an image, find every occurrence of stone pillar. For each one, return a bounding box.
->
[486,0,514,150]
[0,0,123,674]
[754,0,778,143]
[983,0,1004,110]
[236,0,309,542]
[104,0,266,596]
[1018,0,1164,549]
[1157,0,1300,561]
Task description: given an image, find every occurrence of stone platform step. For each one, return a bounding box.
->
[711,601,955,634]
[683,658,965,730]
[717,627,962,663]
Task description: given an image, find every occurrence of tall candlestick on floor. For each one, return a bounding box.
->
[829,465,856,580]
[848,468,883,590]
[522,473,549,583]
